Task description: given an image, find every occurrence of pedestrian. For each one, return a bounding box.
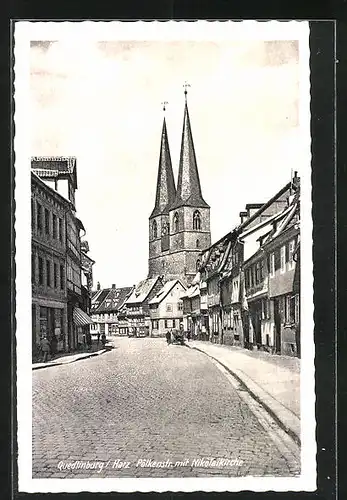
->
[50,334,58,357]
[187,330,191,342]
[97,332,100,345]
[101,333,106,347]
[86,331,92,350]
[40,336,50,363]
[166,329,171,345]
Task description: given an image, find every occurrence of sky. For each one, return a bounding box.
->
[29,37,305,288]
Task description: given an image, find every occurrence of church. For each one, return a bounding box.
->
[148,89,211,285]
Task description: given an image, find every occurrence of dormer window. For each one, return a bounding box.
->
[152,220,158,239]
[193,210,201,230]
[174,212,179,232]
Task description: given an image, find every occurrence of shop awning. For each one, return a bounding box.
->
[73,307,94,326]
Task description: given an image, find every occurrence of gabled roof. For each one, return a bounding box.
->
[96,286,134,313]
[150,118,176,218]
[170,100,209,210]
[90,288,110,313]
[181,283,200,300]
[262,189,300,247]
[125,276,162,305]
[31,156,78,189]
[148,279,186,305]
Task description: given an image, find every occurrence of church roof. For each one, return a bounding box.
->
[150,118,176,218]
[171,100,209,210]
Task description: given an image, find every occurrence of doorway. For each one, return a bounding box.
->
[274,299,281,354]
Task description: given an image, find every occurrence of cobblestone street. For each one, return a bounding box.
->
[32,338,300,478]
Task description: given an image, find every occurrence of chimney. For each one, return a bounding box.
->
[239,211,248,224]
[246,203,263,219]
[97,281,101,291]
[112,284,116,289]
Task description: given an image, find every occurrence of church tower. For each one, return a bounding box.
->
[148,90,211,285]
[148,108,176,278]
[168,87,211,284]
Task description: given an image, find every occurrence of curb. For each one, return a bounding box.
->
[32,349,107,371]
[188,344,301,446]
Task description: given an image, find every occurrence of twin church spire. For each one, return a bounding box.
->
[150,88,209,219]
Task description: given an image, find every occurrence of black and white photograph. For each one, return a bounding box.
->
[14,20,315,493]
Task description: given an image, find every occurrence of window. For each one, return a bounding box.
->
[174,212,179,232]
[259,259,264,281]
[31,254,36,284]
[45,208,50,235]
[46,260,51,287]
[196,259,201,271]
[152,320,159,330]
[38,257,43,285]
[54,263,58,288]
[53,214,57,239]
[58,218,63,242]
[178,301,183,311]
[280,245,286,273]
[196,239,200,248]
[166,222,170,234]
[262,299,271,320]
[164,319,168,328]
[269,252,275,277]
[288,240,295,270]
[60,264,64,290]
[152,220,157,239]
[193,210,201,230]
[294,294,300,323]
[37,203,43,232]
[166,303,173,312]
[31,199,35,230]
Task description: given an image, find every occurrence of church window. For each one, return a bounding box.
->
[196,239,200,248]
[193,210,201,230]
[174,212,179,232]
[152,220,157,239]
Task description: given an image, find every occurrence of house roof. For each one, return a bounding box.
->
[90,288,110,313]
[31,156,78,189]
[96,286,134,313]
[148,279,186,305]
[181,283,200,300]
[31,171,73,208]
[125,277,161,305]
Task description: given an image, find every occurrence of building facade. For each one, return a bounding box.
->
[31,157,94,359]
[122,276,164,336]
[148,279,186,337]
[90,284,134,336]
[148,94,211,285]
[31,172,70,358]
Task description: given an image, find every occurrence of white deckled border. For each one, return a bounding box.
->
[14,20,315,493]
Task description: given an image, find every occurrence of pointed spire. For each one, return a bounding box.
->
[171,88,209,210]
[150,110,176,218]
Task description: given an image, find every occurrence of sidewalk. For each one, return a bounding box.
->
[32,348,107,371]
[187,340,301,444]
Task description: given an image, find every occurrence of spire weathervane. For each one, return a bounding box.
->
[183,81,191,101]
[161,101,168,112]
